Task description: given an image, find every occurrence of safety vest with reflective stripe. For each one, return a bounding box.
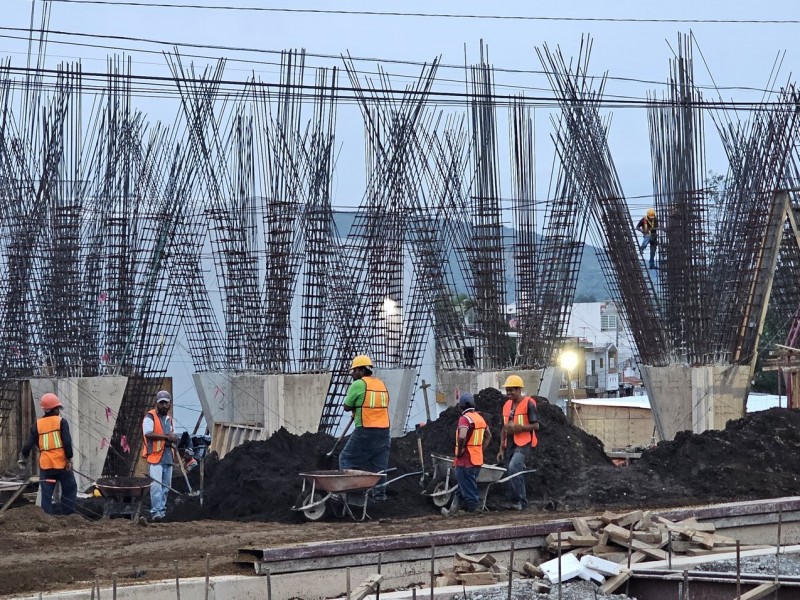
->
[358,376,390,428]
[502,396,538,448]
[455,410,487,466]
[142,409,171,464]
[37,415,68,470]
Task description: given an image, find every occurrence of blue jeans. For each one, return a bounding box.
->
[504,446,531,506]
[149,463,173,518]
[455,465,480,512]
[339,427,391,498]
[40,469,77,515]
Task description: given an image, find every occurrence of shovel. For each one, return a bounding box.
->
[174,448,201,497]
[326,416,354,457]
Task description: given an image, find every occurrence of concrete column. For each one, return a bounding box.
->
[640,364,751,441]
[194,371,329,436]
[436,369,544,408]
[29,376,127,491]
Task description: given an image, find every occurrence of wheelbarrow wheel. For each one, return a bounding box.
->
[430,481,453,509]
[299,491,328,522]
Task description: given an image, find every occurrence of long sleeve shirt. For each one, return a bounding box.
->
[21,418,73,460]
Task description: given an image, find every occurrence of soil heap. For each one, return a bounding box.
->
[171,391,800,524]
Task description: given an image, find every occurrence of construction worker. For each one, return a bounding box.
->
[497,375,539,511]
[444,392,491,516]
[636,208,659,269]
[142,390,178,522]
[339,355,391,500]
[17,393,78,515]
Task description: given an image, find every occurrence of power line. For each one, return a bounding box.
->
[45,1,800,25]
[0,25,789,98]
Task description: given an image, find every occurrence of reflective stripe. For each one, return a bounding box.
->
[367,390,388,409]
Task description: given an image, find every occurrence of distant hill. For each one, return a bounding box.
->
[331,211,609,303]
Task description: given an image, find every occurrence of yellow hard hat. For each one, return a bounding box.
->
[647,208,655,218]
[502,375,524,389]
[351,355,373,369]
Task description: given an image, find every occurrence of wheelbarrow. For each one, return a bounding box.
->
[291,468,423,522]
[423,454,536,512]
[94,477,150,521]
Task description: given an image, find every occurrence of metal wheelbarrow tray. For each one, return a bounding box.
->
[94,476,150,520]
[424,454,535,512]
[291,469,393,522]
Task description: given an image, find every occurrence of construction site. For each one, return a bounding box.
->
[3,2,800,599]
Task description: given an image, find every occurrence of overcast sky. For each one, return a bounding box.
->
[4,0,799,211]
[4,0,800,430]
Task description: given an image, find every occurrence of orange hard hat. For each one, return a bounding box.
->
[40,393,63,411]
[647,208,655,218]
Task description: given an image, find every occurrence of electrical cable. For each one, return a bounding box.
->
[44,1,800,26]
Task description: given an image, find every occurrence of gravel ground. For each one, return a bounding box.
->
[694,552,800,576]
[440,579,636,599]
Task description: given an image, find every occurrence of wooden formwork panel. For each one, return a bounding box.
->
[210,422,268,459]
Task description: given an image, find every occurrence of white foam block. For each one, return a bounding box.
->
[540,553,582,583]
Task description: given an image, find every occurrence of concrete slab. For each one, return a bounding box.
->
[28,376,127,491]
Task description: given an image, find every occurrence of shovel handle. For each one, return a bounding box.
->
[326,416,355,456]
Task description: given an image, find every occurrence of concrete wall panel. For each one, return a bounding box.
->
[28,376,127,490]
[374,368,415,437]
[271,373,329,435]
[642,364,750,441]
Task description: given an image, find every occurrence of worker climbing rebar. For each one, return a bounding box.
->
[636,208,659,269]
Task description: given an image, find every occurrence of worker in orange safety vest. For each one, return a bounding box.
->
[339,354,391,500]
[18,393,78,515]
[497,375,539,511]
[443,392,492,516]
[142,390,179,522]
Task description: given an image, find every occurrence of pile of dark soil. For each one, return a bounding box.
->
[169,391,800,524]
[638,408,800,501]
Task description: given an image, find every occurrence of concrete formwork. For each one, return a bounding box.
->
[373,368,415,437]
[436,369,544,408]
[538,366,564,403]
[193,372,329,435]
[640,364,751,441]
[28,376,127,491]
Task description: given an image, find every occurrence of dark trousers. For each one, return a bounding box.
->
[455,465,480,512]
[40,468,78,515]
[339,427,391,498]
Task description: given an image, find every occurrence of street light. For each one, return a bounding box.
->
[560,349,578,424]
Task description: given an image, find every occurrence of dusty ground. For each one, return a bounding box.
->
[4,392,800,597]
[0,504,586,597]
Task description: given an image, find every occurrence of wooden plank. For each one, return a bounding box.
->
[351,574,383,600]
[598,568,630,594]
[0,480,31,516]
[739,582,779,600]
[457,572,497,585]
[571,517,593,537]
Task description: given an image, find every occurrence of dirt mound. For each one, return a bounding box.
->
[169,392,800,523]
[175,388,623,522]
[637,407,800,501]
[0,504,90,532]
